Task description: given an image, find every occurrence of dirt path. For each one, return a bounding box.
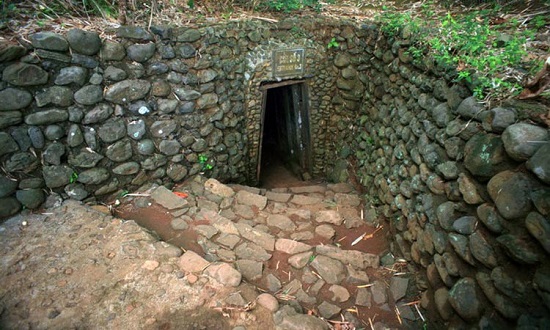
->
[0,201,273,329]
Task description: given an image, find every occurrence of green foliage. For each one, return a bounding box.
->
[327,37,339,49]
[69,172,78,184]
[79,0,116,18]
[198,155,213,171]
[378,10,413,37]
[263,0,327,12]
[377,5,536,100]
[531,15,547,30]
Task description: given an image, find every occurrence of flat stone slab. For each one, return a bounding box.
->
[266,274,282,292]
[329,284,350,302]
[265,191,292,203]
[310,255,345,284]
[170,217,189,230]
[212,216,240,235]
[315,210,343,225]
[316,245,379,269]
[204,178,235,197]
[150,186,188,210]
[289,185,326,194]
[288,251,313,269]
[233,204,255,219]
[235,222,275,251]
[356,287,372,307]
[390,277,409,302]
[290,195,322,205]
[275,312,329,330]
[235,242,272,261]
[371,280,388,305]
[318,301,341,319]
[275,238,313,254]
[286,208,311,220]
[291,231,314,241]
[179,250,210,273]
[267,214,297,231]
[347,265,370,284]
[204,263,241,287]
[195,225,218,239]
[327,183,354,193]
[315,224,335,239]
[235,259,263,281]
[334,193,361,206]
[216,233,241,249]
[235,190,267,210]
[257,293,279,312]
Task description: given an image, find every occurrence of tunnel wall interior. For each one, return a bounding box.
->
[0,17,549,328]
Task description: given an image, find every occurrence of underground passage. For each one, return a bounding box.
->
[258,81,313,188]
[0,6,550,330]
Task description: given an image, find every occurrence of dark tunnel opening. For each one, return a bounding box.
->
[258,82,312,188]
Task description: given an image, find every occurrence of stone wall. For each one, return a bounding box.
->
[0,18,355,216]
[1,15,549,328]
[349,28,550,328]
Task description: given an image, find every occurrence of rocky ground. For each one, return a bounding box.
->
[0,176,426,329]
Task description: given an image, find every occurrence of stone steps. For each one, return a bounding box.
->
[136,177,413,328]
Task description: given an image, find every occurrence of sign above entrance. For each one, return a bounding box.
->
[272,48,305,78]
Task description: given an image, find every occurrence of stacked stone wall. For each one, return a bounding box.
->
[351,28,550,328]
[1,16,549,328]
[0,18,354,214]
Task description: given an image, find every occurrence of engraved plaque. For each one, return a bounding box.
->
[273,48,305,77]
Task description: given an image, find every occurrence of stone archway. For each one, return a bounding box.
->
[242,41,336,185]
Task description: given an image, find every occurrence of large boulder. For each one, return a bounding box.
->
[487,171,536,220]
[502,123,548,161]
[464,133,512,178]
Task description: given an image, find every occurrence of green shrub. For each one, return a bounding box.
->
[262,0,328,12]
[376,4,540,100]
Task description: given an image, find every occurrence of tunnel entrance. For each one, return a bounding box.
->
[257,80,312,187]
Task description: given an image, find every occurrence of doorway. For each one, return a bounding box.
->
[257,80,312,187]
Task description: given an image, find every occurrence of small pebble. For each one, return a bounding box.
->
[142,260,160,271]
[256,293,279,312]
[47,309,60,319]
[187,273,198,284]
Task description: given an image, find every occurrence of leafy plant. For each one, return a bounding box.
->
[198,154,213,171]
[327,37,339,49]
[69,172,78,184]
[377,5,535,100]
[263,0,325,12]
[81,0,117,19]
[221,11,232,20]
[530,15,547,30]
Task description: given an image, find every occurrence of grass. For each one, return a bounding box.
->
[376,1,549,101]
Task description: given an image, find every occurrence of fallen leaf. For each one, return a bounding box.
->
[519,57,550,99]
[173,191,189,198]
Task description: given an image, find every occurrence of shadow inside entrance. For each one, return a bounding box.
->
[258,81,315,189]
[258,147,305,189]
